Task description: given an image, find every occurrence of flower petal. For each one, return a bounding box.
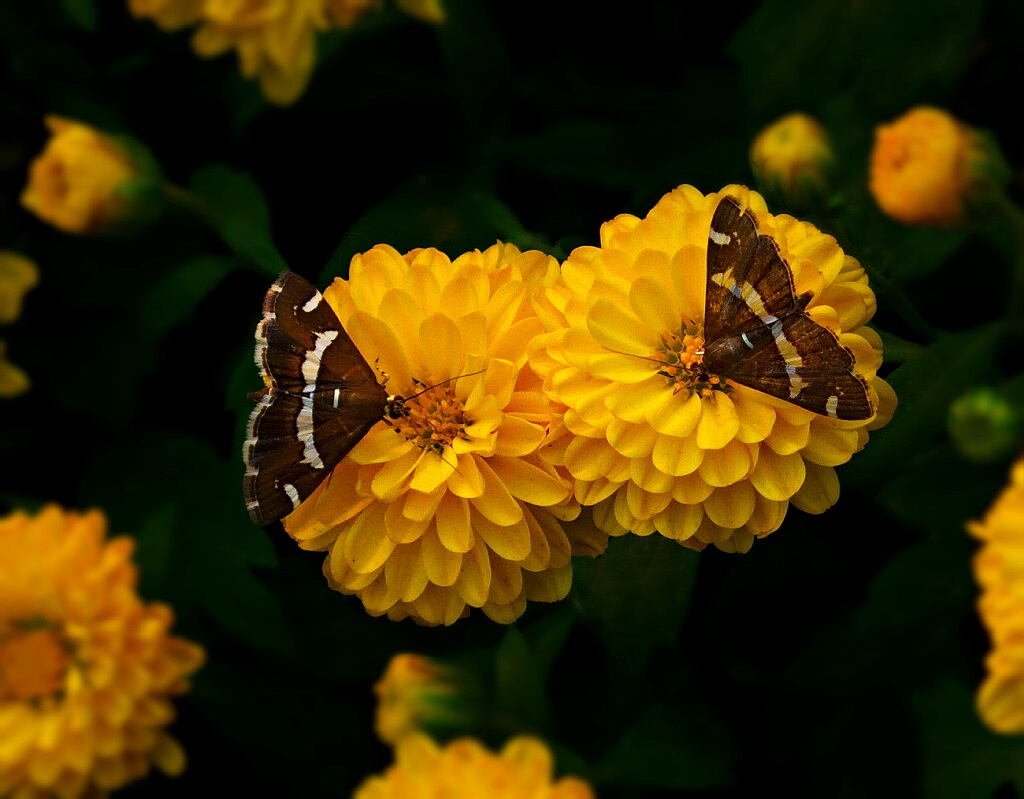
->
[695,391,739,449]
[750,447,807,501]
[421,527,462,587]
[435,494,474,554]
[489,455,570,506]
[344,503,395,574]
[697,439,752,487]
[703,481,755,529]
[587,298,660,356]
[468,458,524,526]
[790,463,840,514]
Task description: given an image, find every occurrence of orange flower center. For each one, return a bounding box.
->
[0,622,72,703]
[654,320,728,397]
[390,382,471,455]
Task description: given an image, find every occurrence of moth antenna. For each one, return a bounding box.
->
[402,368,488,402]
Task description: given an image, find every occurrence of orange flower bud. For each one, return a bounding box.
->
[20,116,164,235]
[869,106,1010,227]
[749,113,834,209]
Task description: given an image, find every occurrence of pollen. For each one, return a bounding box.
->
[654,320,729,397]
[0,621,72,705]
[390,381,471,454]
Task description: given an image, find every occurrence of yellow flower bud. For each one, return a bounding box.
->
[373,654,482,745]
[869,106,1011,227]
[20,116,164,235]
[749,113,835,209]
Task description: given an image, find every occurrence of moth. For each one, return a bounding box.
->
[700,195,873,420]
[243,271,404,526]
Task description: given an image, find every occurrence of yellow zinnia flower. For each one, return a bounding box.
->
[969,458,1024,734]
[283,243,580,625]
[0,252,38,398]
[353,733,594,799]
[374,653,481,745]
[869,106,1011,227]
[20,117,162,236]
[0,505,205,798]
[530,184,896,553]
[749,112,835,209]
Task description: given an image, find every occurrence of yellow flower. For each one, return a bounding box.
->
[0,252,38,398]
[283,243,580,625]
[749,112,834,208]
[126,0,204,29]
[869,106,1010,227]
[353,733,594,799]
[325,0,381,27]
[0,505,205,798]
[20,117,162,236]
[969,458,1024,734]
[374,654,480,745]
[393,0,444,23]
[530,184,896,554]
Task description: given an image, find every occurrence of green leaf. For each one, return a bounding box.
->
[842,322,1005,490]
[492,625,551,733]
[139,255,237,342]
[597,703,735,791]
[59,0,97,31]
[914,680,1024,799]
[570,536,699,677]
[188,164,288,277]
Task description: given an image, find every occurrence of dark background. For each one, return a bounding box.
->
[2,0,1024,795]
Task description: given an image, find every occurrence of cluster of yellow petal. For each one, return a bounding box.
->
[969,458,1024,734]
[283,243,583,625]
[353,733,594,799]
[869,106,1009,227]
[374,653,477,745]
[0,505,205,798]
[0,252,38,397]
[749,112,835,207]
[20,117,143,236]
[128,0,443,105]
[530,184,896,553]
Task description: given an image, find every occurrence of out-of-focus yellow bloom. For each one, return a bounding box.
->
[374,654,481,745]
[353,733,594,799]
[324,0,380,26]
[284,243,583,625]
[970,458,1024,733]
[869,106,1011,227]
[0,505,205,798]
[393,0,444,23]
[530,184,896,553]
[0,252,38,398]
[749,112,834,208]
[20,117,162,236]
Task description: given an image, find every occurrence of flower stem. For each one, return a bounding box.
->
[162,182,217,228]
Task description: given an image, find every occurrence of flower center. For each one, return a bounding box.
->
[654,319,729,398]
[389,382,471,455]
[0,620,72,704]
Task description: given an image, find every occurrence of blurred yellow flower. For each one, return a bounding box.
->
[0,505,205,798]
[283,243,581,625]
[374,653,480,745]
[130,0,442,105]
[353,733,594,799]
[0,252,38,398]
[749,112,834,208]
[20,117,160,236]
[530,184,896,553]
[969,458,1024,734]
[869,106,1010,227]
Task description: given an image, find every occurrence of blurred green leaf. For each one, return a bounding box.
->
[58,0,97,31]
[139,254,237,342]
[597,703,735,791]
[188,164,288,277]
[571,536,699,676]
[493,625,552,734]
[914,680,1024,799]
[843,322,1005,489]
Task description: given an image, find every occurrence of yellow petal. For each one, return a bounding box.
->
[750,447,807,501]
[731,387,777,444]
[654,501,704,542]
[435,494,473,553]
[629,272,677,332]
[587,298,660,356]
[763,418,811,455]
[695,391,739,449]
[487,550,524,605]
[384,498,429,544]
[409,452,455,494]
[0,252,38,324]
[671,472,715,504]
[651,431,704,477]
[646,390,702,438]
[790,463,839,514]
[384,545,429,603]
[420,527,462,587]
[344,503,396,573]
[564,435,621,482]
[371,447,422,500]
[446,452,486,498]
[455,542,491,607]
[703,481,755,529]
[419,313,465,379]
[626,481,672,521]
[494,415,545,457]
[604,377,664,423]
[489,455,569,506]
[802,424,859,466]
[671,245,707,324]
[403,263,443,315]
[468,457,523,526]
[399,487,444,522]
[697,439,752,487]
[474,512,531,563]
[606,418,657,458]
